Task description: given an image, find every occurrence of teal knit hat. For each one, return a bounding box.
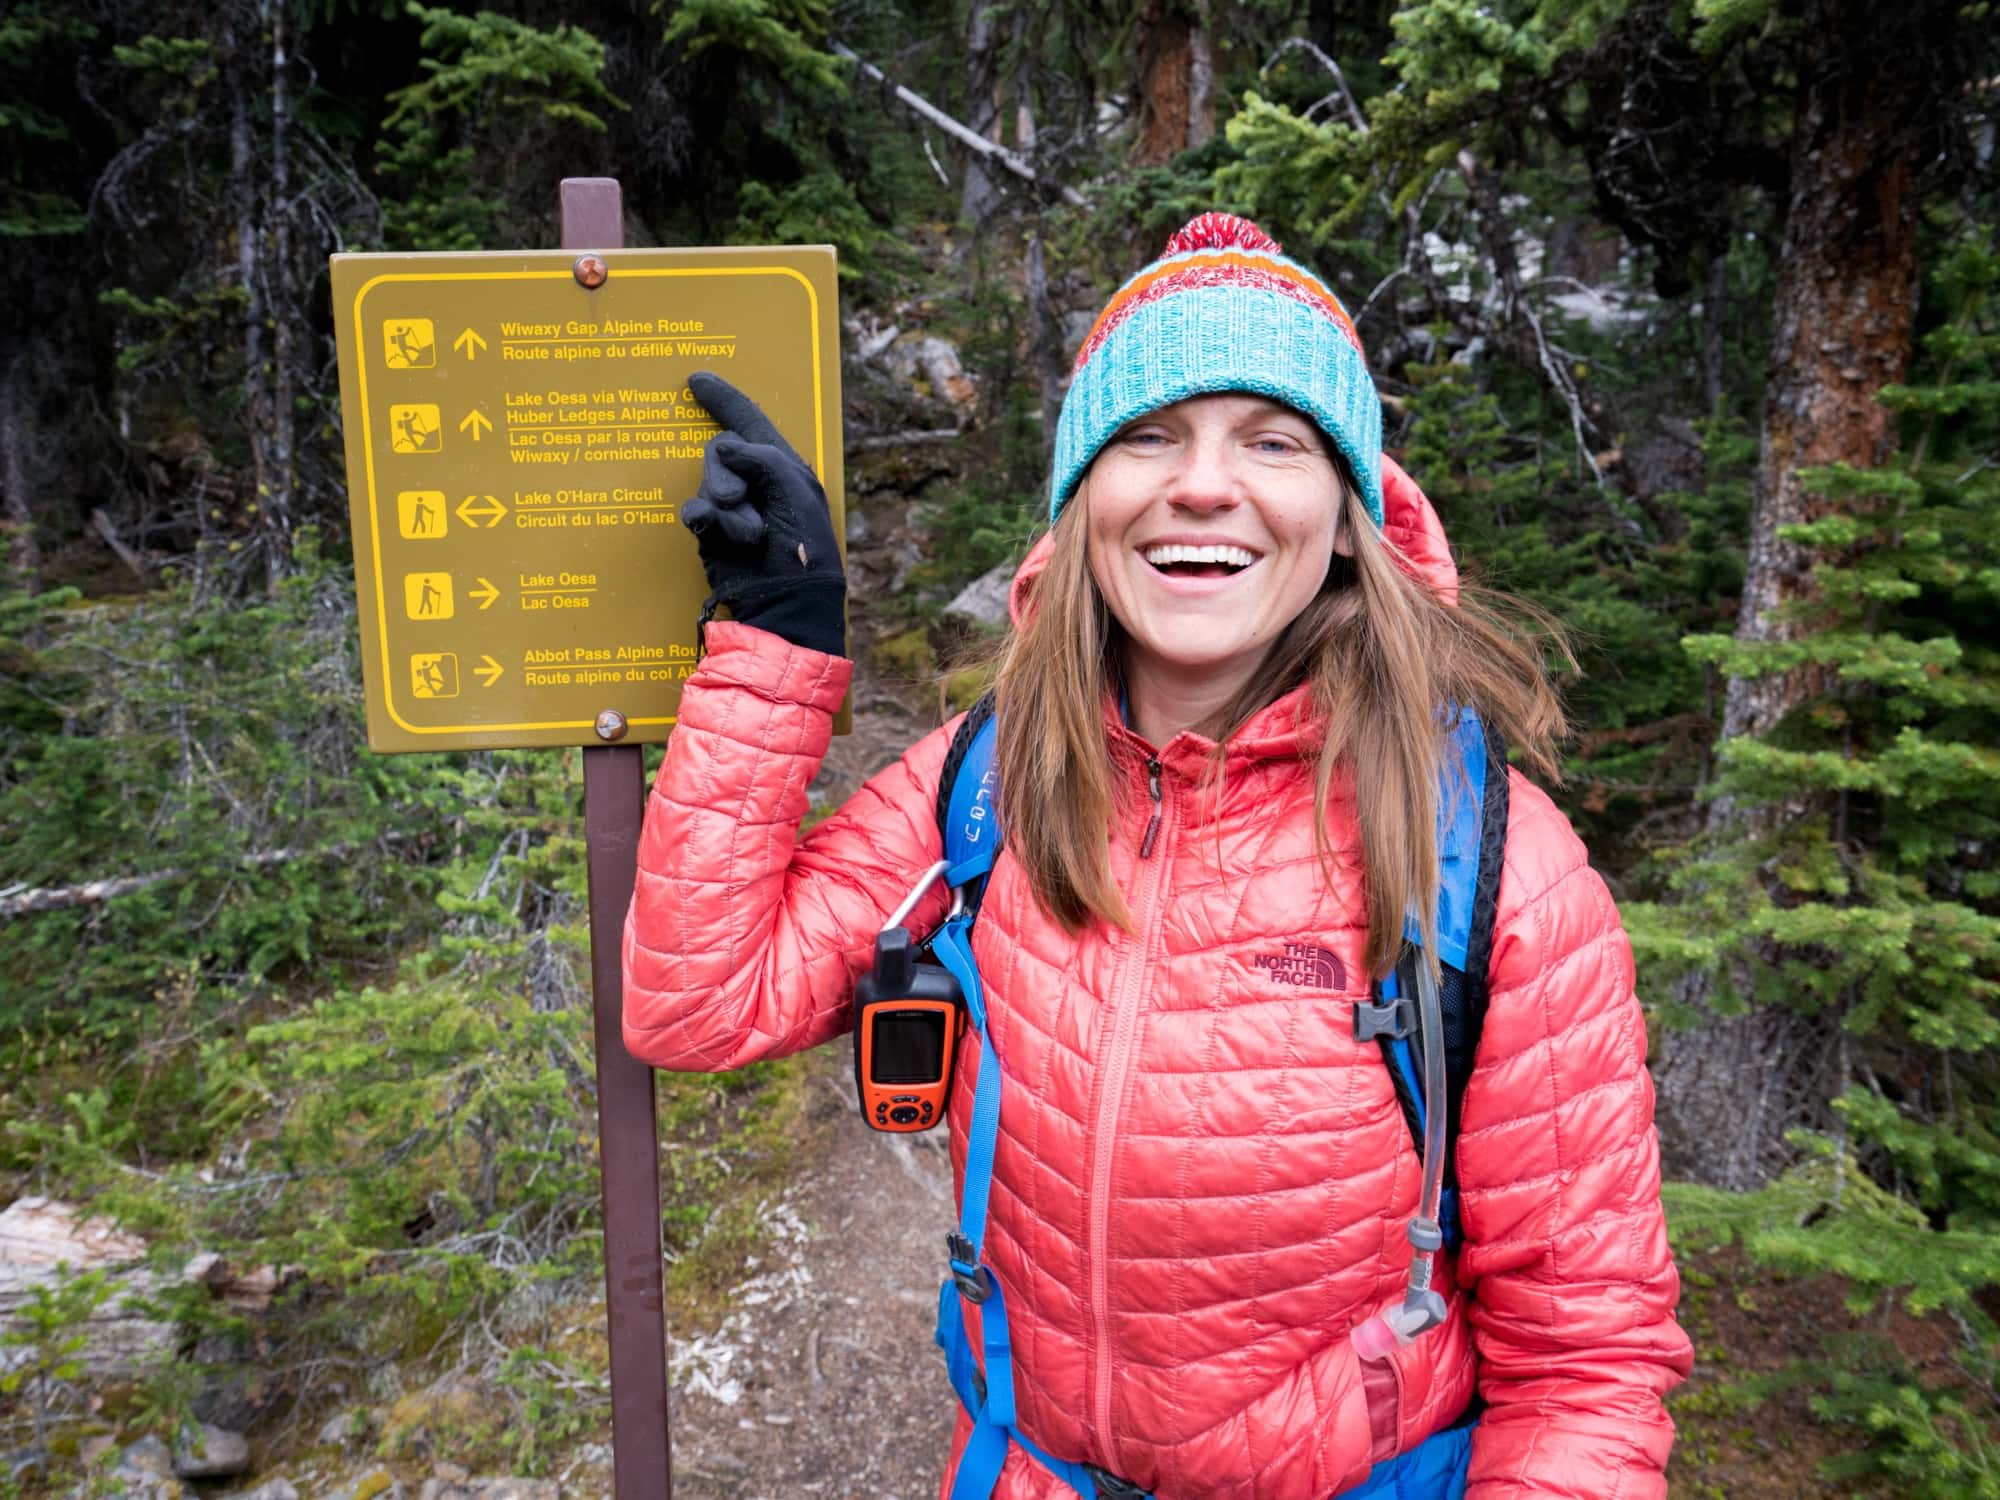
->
[1049,213,1382,526]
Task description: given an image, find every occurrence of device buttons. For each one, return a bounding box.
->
[919,1101,934,1124]
[891,1094,920,1103]
[890,1105,920,1125]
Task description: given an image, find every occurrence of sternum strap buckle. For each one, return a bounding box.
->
[1353,994,1415,1043]
[1083,1464,1150,1500]
[947,1230,993,1304]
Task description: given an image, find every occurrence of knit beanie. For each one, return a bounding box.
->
[1049,212,1383,526]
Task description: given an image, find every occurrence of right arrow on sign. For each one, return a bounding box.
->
[456,494,506,528]
[453,327,487,360]
[474,655,504,687]
[469,578,500,610]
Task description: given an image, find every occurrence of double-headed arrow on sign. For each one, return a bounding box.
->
[456,494,506,527]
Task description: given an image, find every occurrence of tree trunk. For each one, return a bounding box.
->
[0,359,38,586]
[228,4,268,564]
[264,0,295,581]
[958,0,1004,228]
[1134,3,1194,167]
[1186,0,1214,151]
[1702,236,1728,414]
[1654,0,1925,1187]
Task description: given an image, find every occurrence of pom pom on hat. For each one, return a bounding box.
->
[1160,212,1283,257]
[1049,211,1384,526]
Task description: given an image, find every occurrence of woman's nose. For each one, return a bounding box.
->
[1165,435,1241,512]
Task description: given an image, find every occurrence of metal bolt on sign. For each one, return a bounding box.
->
[575,253,610,288]
[596,708,629,742]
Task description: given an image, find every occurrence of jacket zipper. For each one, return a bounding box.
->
[1088,755,1170,1466]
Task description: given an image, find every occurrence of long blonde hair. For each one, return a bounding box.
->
[983,476,1570,979]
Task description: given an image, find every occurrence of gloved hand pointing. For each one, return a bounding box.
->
[681,371,847,658]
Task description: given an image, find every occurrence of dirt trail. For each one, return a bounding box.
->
[664,1032,960,1500]
[660,611,964,1499]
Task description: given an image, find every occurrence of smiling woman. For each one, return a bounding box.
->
[623,213,1693,1500]
[1083,395,1344,745]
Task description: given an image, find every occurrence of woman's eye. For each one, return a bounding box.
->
[1121,430,1171,447]
[1252,435,1302,454]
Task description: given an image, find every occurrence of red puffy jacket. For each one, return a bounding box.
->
[623,457,1693,1500]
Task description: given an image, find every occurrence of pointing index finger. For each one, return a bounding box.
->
[688,371,799,463]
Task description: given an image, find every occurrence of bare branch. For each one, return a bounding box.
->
[1,835,412,918]
[830,41,1088,208]
[1261,37,1368,134]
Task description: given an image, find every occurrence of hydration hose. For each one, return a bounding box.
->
[1351,946,1451,1361]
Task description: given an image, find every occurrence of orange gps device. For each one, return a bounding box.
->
[853,874,965,1132]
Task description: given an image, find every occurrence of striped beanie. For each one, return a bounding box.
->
[1049,212,1382,526]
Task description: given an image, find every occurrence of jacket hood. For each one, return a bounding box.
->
[1006,452,1460,628]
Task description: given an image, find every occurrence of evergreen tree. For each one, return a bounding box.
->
[1629,219,2000,1322]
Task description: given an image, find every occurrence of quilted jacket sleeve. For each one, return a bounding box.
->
[621,621,955,1072]
[1455,774,1694,1500]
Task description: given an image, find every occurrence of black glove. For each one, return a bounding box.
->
[681,371,847,658]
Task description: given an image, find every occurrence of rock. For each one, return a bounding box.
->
[940,563,1014,633]
[322,1466,402,1500]
[880,334,976,409]
[173,1423,251,1478]
[846,509,869,546]
[418,1479,557,1500]
[79,1434,118,1466]
[80,1437,192,1500]
[316,1411,361,1446]
[219,1480,298,1500]
[930,561,1016,669]
[190,1333,273,1431]
[119,1437,178,1480]
[0,1197,176,1378]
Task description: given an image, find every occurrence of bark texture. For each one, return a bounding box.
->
[959,0,1003,227]
[1655,0,1928,1187]
[1134,3,1205,166]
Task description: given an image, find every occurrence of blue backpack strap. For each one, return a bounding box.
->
[1362,709,1509,1249]
[929,692,1060,1500]
[937,691,1001,892]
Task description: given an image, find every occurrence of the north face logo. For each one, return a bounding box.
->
[1253,942,1346,991]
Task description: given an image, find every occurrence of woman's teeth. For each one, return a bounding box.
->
[1142,543,1257,573]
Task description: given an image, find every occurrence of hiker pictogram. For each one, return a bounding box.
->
[404,571,454,620]
[383,318,436,368]
[396,490,447,539]
[389,404,443,453]
[409,652,459,699]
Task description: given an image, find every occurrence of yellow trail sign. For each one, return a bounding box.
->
[330,246,844,752]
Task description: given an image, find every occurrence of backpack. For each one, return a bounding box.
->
[927,691,1508,1500]
[933,689,1509,1243]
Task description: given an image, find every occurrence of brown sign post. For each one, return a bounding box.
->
[330,176,849,1500]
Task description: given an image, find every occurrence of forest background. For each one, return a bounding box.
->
[6,0,2000,1495]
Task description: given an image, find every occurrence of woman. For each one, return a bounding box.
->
[624,214,1692,1500]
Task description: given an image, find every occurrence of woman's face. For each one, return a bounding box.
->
[1084,393,1345,702]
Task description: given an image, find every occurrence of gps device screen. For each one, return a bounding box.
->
[872,1009,946,1084]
